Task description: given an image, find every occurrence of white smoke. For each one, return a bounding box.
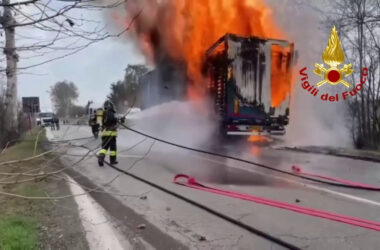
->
[127,100,218,148]
[269,0,352,147]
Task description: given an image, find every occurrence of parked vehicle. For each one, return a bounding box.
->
[36,112,55,127]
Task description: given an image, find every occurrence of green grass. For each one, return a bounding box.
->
[0,217,39,250]
[0,128,49,249]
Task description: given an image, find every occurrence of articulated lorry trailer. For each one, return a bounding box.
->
[137,33,296,136]
[206,33,296,135]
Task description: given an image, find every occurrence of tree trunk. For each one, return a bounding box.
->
[357,4,366,142]
[1,0,19,133]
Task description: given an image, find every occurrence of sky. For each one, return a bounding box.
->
[15,0,146,112]
[18,37,145,112]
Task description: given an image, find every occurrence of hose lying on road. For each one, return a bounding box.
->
[292,166,380,190]
[56,122,377,247]
[117,122,380,191]
[63,124,371,248]
[174,174,380,232]
[99,157,301,250]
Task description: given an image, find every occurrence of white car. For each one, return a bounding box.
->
[37,112,54,127]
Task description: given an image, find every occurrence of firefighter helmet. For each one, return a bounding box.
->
[103,100,115,112]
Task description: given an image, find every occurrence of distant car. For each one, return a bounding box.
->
[37,112,54,127]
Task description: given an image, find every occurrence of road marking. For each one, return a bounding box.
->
[65,174,129,250]
[191,154,380,207]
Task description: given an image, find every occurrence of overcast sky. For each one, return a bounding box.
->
[15,1,146,112]
[19,37,145,112]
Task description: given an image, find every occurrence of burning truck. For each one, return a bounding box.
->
[137,33,296,136]
[206,33,295,135]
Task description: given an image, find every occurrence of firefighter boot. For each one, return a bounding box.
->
[98,154,105,167]
[110,155,118,165]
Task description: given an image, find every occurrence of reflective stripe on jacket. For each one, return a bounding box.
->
[101,130,118,137]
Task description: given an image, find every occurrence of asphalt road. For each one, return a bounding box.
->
[48,124,380,250]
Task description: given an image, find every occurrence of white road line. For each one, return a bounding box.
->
[191,154,380,207]
[65,175,129,250]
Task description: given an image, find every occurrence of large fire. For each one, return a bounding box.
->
[124,0,291,106]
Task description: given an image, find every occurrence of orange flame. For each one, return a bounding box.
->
[248,135,272,143]
[271,44,295,107]
[124,0,291,105]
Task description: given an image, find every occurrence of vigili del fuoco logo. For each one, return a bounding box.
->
[299,26,368,102]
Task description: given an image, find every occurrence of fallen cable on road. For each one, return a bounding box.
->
[174,174,380,232]
[100,158,301,250]
[49,136,95,143]
[117,122,380,191]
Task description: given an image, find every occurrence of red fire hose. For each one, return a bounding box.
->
[174,174,380,232]
[291,165,380,189]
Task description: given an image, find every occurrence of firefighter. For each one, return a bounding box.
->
[54,115,60,131]
[89,110,99,138]
[50,121,55,131]
[98,100,118,166]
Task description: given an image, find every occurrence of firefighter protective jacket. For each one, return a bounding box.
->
[99,109,118,137]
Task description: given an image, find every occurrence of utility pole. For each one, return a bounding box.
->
[0,0,19,133]
[86,100,93,115]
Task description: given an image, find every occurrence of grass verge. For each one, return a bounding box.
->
[0,129,47,249]
[0,127,88,250]
[0,217,39,250]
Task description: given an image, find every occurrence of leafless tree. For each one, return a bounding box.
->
[0,0,137,137]
[324,0,380,148]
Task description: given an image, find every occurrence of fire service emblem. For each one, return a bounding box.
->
[299,25,368,103]
[313,26,353,88]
